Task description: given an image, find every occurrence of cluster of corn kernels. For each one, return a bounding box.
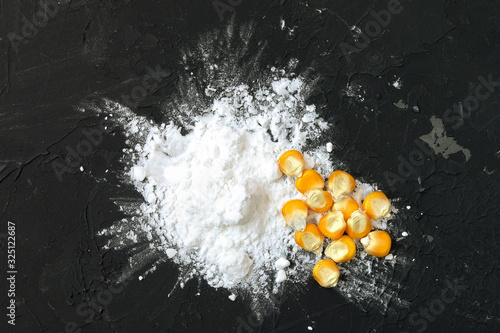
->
[278,150,392,288]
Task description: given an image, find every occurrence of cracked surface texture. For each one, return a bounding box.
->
[0,0,499,332]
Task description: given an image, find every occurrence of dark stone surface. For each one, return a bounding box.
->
[0,0,499,332]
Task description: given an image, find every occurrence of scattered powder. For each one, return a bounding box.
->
[89,20,410,316]
[126,230,138,243]
[100,77,408,312]
[345,82,365,100]
[94,85,408,314]
[365,260,372,274]
[123,79,331,294]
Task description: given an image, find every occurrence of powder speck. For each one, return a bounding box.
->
[365,260,372,274]
[131,166,147,182]
[392,78,402,89]
[275,258,290,270]
[402,232,408,237]
[228,294,237,301]
[166,249,178,258]
[326,142,333,152]
[276,270,287,283]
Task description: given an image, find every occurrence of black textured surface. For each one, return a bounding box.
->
[1,0,499,332]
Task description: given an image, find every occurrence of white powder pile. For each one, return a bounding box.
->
[90,20,411,315]
[91,76,409,314]
[123,78,332,293]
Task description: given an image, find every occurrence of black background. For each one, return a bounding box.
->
[1,0,499,332]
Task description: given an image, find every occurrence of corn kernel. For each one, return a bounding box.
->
[295,223,324,256]
[318,211,346,240]
[282,199,308,231]
[332,196,359,220]
[360,230,391,257]
[313,259,340,288]
[328,171,356,200]
[296,169,325,194]
[305,189,333,213]
[346,210,372,239]
[362,191,391,219]
[324,235,356,263]
[278,150,305,177]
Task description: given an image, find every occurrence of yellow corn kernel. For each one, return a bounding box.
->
[328,171,356,199]
[346,210,372,239]
[282,199,308,231]
[294,224,324,256]
[332,195,359,220]
[313,259,340,288]
[360,230,391,257]
[278,150,305,177]
[318,211,346,240]
[324,235,356,263]
[296,169,325,194]
[305,189,333,213]
[362,191,391,219]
